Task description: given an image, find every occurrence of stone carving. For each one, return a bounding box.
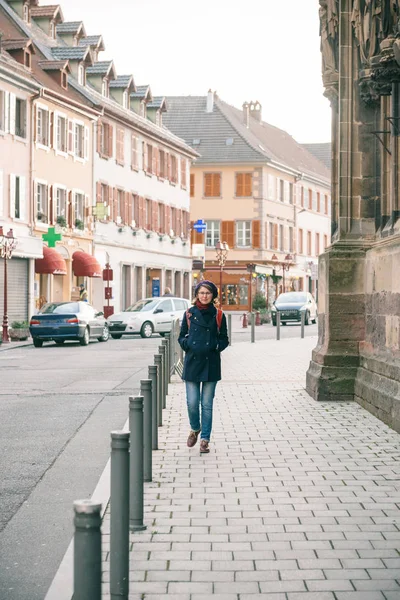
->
[352,0,382,65]
[381,0,397,39]
[319,0,339,78]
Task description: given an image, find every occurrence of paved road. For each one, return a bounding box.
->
[229,316,318,343]
[0,336,161,600]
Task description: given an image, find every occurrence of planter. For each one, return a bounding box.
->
[10,328,30,341]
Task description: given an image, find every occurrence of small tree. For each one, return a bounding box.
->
[252,292,267,311]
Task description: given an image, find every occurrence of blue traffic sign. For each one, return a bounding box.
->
[193,219,206,232]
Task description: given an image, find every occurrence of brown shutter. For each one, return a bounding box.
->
[108,124,113,158]
[245,173,252,196]
[97,121,102,154]
[167,154,171,180]
[236,173,243,197]
[96,181,101,204]
[138,196,144,228]
[204,173,211,197]
[221,220,234,248]
[190,221,195,245]
[152,146,157,175]
[152,200,158,231]
[127,192,133,225]
[176,209,182,237]
[215,173,221,197]
[134,195,139,226]
[273,224,278,248]
[252,220,260,249]
[194,230,204,244]
[165,205,171,235]
[49,111,54,149]
[190,174,195,197]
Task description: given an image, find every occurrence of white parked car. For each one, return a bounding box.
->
[107,297,190,339]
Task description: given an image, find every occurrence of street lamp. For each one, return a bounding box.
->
[215,241,229,306]
[0,227,17,344]
[271,253,293,294]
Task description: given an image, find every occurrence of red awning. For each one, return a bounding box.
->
[35,246,67,276]
[72,251,102,278]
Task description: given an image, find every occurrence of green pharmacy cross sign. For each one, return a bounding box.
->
[42,227,62,248]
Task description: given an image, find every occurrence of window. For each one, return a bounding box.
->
[140,101,146,118]
[317,192,321,213]
[15,98,27,138]
[56,115,67,153]
[323,234,328,249]
[55,188,67,220]
[269,222,274,249]
[36,182,48,222]
[102,79,108,97]
[23,3,29,22]
[24,51,31,69]
[78,64,85,85]
[0,91,5,131]
[74,192,85,224]
[324,194,329,214]
[289,183,294,204]
[159,150,166,178]
[315,233,320,255]
[190,173,195,197]
[37,107,49,146]
[289,227,294,253]
[62,72,68,89]
[308,189,313,210]
[171,207,177,234]
[131,135,138,169]
[279,179,284,202]
[181,158,187,189]
[100,122,112,158]
[101,183,108,205]
[174,299,187,311]
[10,175,25,220]
[158,299,173,312]
[206,220,220,247]
[50,21,55,39]
[298,228,304,254]
[307,231,312,256]
[171,155,177,183]
[74,123,84,158]
[116,127,124,165]
[145,198,152,229]
[117,189,124,222]
[204,173,221,197]
[236,173,252,197]
[146,144,153,174]
[123,91,128,109]
[279,224,284,251]
[158,203,164,233]
[236,221,251,247]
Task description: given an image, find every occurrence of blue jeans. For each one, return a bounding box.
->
[185,381,218,441]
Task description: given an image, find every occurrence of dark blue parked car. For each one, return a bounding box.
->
[29,301,109,348]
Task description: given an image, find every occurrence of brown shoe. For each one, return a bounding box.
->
[187,429,200,448]
[200,440,210,454]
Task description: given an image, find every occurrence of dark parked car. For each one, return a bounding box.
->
[29,301,109,347]
[271,292,317,326]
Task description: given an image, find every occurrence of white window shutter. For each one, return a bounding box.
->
[84,126,89,160]
[4,92,9,133]
[9,93,16,135]
[68,120,74,154]
[19,175,26,220]
[53,111,58,149]
[0,170,3,217]
[9,174,16,218]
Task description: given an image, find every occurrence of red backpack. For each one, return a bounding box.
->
[186,308,223,331]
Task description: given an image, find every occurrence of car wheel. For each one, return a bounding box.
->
[282,322,287,326]
[98,326,109,342]
[79,327,90,346]
[111,334,122,340]
[140,321,153,338]
[33,339,43,348]
[305,311,310,326]
[312,314,317,324]
[55,340,65,345]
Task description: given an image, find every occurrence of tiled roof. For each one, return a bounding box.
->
[2,38,33,51]
[31,5,62,19]
[38,59,70,72]
[301,143,331,171]
[131,84,150,99]
[56,21,84,34]
[148,96,166,110]
[78,35,104,49]
[86,60,113,75]
[52,46,88,60]
[163,95,331,181]
[109,74,133,89]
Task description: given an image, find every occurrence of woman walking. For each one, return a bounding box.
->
[178,281,229,454]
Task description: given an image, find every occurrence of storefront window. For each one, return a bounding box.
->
[222,284,249,306]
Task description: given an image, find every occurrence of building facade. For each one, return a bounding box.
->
[165,93,331,310]
[307,0,400,434]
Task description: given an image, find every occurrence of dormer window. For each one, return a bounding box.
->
[61,71,68,89]
[50,21,56,39]
[78,64,85,85]
[140,101,146,118]
[102,78,109,98]
[24,51,31,69]
[23,3,29,22]
[156,111,160,127]
[123,90,128,109]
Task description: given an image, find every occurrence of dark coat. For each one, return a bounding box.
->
[178,305,229,382]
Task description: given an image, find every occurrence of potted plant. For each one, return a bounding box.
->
[10,321,30,341]
[75,218,84,230]
[56,215,67,228]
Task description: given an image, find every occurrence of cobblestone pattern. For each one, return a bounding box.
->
[101,337,400,599]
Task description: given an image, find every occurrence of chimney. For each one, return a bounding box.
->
[250,101,262,123]
[242,101,250,128]
[206,89,214,113]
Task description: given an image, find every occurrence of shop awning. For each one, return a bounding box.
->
[72,251,102,278]
[35,246,67,275]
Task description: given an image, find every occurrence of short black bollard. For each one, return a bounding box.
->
[129,396,146,532]
[165,332,172,379]
[251,312,255,343]
[301,310,305,339]
[110,431,129,600]
[276,311,281,341]
[148,365,158,449]
[159,345,167,409]
[73,499,102,600]
[228,313,232,346]
[154,354,163,427]
[161,338,169,393]
[140,380,152,482]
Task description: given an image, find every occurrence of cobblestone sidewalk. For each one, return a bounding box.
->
[102,336,400,600]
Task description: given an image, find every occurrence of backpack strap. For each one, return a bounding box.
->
[216,309,223,331]
[186,309,192,330]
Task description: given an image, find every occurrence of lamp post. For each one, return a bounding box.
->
[271,253,293,294]
[215,241,229,306]
[0,227,17,344]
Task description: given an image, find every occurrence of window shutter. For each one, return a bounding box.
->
[166,205,172,235]
[190,221,195,245]
[176,209,182,237]
[97,121,102,154]
[221,220,234,248]
[48,111,53,148]
[68,190,73,228]
[4,92,10,133]
[236,173,243,197]
[252,220,260,249]
[138,196,144,228]
[204,173,212,197]
[19,175,26,221]
[9,174,16,218]
[214,174,221,197]
[49,185,54,224]
[107,185,113,220]
[190,174,195,197]
[112,188,118,222]
[152,146,157,175]
[167,154,171,180]
[108,124,113,158]
[127,193,133,226]
[53,111,58,148]
[152,200,158,231]
[273,224,278,249]
[245,173,252,196]
[68,120,74,154]
[84,126,89,160]
[85,195,90,221]
[9,93,16,135]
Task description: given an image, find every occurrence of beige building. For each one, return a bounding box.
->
[164,93,331,311]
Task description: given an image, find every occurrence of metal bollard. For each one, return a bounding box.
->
[154,354,163,427]
[129,396,146,532]
[251,312,255,343]
[110,432,129,600]
[276,311,281,341]
[301,311,305,339]
[161,338,169,391]
[159,345,167,409]
[148,365,158,449]
[73,499,102,600]
[165,332,172,379]
[140,380,153,483]
[228,313,232,346]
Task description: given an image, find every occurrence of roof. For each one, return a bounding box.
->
[1,38,34,51]
[301,143,331,171]
[131,84,151,99]
[51,46,89,61]
[109,74,134,89]
[148,96,166,110]
[78,35,104,50]
[163,95,331,181]
[56,21,84,35]
[86,60,114,76]
[30,5,62,19]
[38,59,70,72]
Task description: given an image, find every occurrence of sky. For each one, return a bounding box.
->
[42,0,331,143]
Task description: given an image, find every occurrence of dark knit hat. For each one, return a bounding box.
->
[194,280,218,299]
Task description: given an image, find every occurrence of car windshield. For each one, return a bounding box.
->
[40,302,80,314]
[276,293,307,304]
[125,299,159,313]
